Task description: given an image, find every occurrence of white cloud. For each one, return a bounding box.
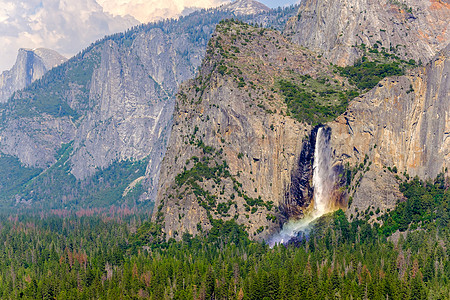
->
[0,0,138,71]
[97,0,228,23]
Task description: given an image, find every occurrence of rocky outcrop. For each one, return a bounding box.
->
[329,44,450,214]
[0,48,66,102]
[154,20,350,240]
[285,0,450,66]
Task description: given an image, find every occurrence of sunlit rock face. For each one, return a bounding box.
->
[281,0,449,223]
[329,45,450,216]
[285,0,450,66]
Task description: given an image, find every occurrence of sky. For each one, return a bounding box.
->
[0,0,299,72]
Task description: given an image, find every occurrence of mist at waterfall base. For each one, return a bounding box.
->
[269,127,338,247]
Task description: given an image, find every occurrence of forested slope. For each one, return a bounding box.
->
[0,174,448,299]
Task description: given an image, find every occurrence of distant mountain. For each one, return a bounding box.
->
[0,48,66,103]
[0,1,299,210]
[224,0,270,14]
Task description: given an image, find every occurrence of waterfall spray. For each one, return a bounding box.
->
[269,127,337,246]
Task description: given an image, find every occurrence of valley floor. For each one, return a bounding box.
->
[0,175,449,299]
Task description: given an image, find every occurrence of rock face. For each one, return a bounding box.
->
[154,20,349,241]
[223,0,270,14]
[0,48,66,103]
[285,0,450,66]
[0,1,297,208]
[329,44,450,214]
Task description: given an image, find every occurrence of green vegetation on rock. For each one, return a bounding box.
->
[6,49,101,119]
[379,174,449,236]
[0,155,42,200]
[338,59,404,90]
[337,44,417,91]
[278,79,357,125]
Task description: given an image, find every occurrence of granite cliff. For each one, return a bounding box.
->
[329,45,449,215]
[0,48,66,103]
[154,20,353,240]
[285,0,450,66]
[224,0,270,14]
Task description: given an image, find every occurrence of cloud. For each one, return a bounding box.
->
[0,0,234,72]
[0,0,139,71]
[97,0,229,23]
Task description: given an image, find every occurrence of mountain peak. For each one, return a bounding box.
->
[222,0,270,15]
[29,48,67,70]
[0,48,66,103]
[17,48,66,71]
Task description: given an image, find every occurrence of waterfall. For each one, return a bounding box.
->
[311,127,335,216]
[269,127,337,246]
